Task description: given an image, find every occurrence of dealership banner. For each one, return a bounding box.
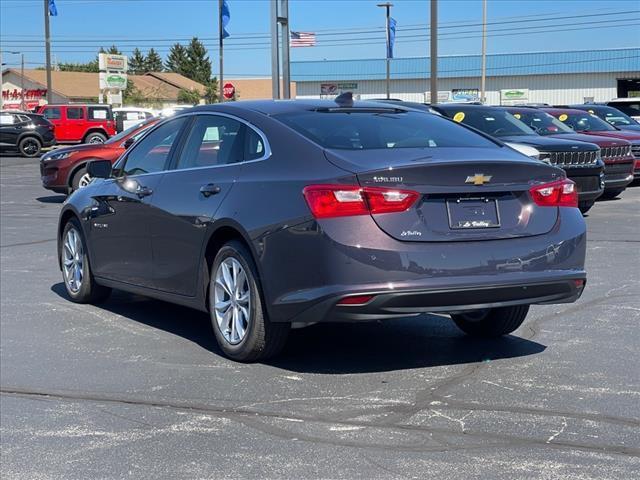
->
[500,89,530,106]
[320,83,358,96]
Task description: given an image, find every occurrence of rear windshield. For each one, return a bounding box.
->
[274,109,497,150]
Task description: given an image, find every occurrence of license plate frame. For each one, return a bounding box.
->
[446,197,501,229]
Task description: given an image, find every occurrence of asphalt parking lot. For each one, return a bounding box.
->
[1,154,639,479]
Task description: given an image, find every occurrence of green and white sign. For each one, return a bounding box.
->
[99,72,128,89]
[500,89,529,105]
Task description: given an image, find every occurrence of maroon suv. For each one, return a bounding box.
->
[40,117,158,194]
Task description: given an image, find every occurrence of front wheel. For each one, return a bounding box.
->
[60,218,111,303]
[71,166,92,192]
[450,305,529,337]
[578,200,594,214]
[209,240,289,362]
[600,188,625,200]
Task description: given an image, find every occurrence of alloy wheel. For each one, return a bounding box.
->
[214,257,251,345]
[62,228,84,293]
[22,139,39,155]
[78,172,93,188]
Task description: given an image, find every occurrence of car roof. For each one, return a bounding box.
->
[433,104,507,112]
[42,104,110,108]
[541,107,589,115]
[186,99,419,116]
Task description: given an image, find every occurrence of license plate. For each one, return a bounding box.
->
[446,197,500,229]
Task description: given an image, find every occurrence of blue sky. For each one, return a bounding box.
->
[1,0,638,77]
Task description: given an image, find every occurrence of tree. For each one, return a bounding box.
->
[177,88,201,105]
[165,43,188,75]
[104,45,122,55]
[58,61,98,73]
[204,78,219,104]
[144,48,163,73]
[128,48,146,75]
[123,82,145,106]
[184,37,212,85]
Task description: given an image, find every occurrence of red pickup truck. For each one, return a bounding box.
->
[38,104,116,144]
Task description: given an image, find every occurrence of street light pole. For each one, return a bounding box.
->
[44,0,53,104]
[430,0,438,105]
[20,53,25,110]
[377,3,393,99]
[480,0,487,104]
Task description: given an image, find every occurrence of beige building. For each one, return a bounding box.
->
[1,69,296,110]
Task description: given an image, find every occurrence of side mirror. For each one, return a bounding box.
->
[86,159,112,179]
[123,137,136,149]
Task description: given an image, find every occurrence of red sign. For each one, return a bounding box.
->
[2,88,47,100]
[223,82,235,99]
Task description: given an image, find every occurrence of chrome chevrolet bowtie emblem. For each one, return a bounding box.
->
[465,173,493,185]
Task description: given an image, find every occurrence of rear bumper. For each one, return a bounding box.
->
[287,275,585,323]
[258,207,587,324]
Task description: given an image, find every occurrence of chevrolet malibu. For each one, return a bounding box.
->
[57,100,587,361]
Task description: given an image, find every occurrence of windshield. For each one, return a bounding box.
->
[608,101,640,117]
[593,107,638,126]
[508,110,575,136]
[557,112,617,132]
[105,119,155,144]
[447,108,535,137]
[274,109,498,150]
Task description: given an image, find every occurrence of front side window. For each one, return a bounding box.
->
[0,113,15,125]
[42,107,61,120]
[66,107,84,120]
[175,115,243,169]
[120,118,186,176]
[274,109,497,150]
[608,101,640,117]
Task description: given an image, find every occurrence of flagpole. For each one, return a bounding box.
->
[218,0,224,103]
[44,0,53,104]
[377,3,393,99]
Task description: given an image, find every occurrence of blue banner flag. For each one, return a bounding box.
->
[388,17,397,59]
[221,0,230,39]
[48,0,58,16]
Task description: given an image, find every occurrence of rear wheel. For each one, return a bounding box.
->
[209,240,289,362]
[450,305,529,337]
[71,166,92,192]
[60,218,111,303]
[18,136,42,157]
[578,200,594,214]
[600,188,625,200]
[84,132,107,144]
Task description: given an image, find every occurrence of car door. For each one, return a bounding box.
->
[65,106,86,142]
[148,113,252,295]
[88,116,188,287]
[41,106,63,140]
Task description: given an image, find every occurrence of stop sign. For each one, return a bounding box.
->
[223,82,235,99]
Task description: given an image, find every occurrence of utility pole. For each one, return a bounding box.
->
[480,0,487,103]
[270,0,280,99]
[377,3,393,99]
[44,0,52,104]
[20,53,25,110]
[218,0,224,102]
[430,0,438,105]
[280,0,290,99]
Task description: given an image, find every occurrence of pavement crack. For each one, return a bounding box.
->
[547,417,568,444]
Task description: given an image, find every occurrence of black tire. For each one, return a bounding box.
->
[578,200,594,214]
[209,240,289,362]
[450,305,529,337]
[600,188,625,200]
[60,217,111,304]
[70,166,92,192]
[84,132,107,144]
[18,136,42,157]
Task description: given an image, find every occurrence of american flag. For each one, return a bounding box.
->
[290,31,316,47]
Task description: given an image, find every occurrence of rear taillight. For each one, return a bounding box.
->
[529,179,578,208]
[303,184,419,219]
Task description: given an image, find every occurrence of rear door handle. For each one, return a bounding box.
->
[200,183,221,197]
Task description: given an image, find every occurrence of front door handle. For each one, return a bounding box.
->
[200,183,221,197]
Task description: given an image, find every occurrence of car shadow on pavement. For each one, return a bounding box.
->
[36,195,66,204]
[51,283,546,373]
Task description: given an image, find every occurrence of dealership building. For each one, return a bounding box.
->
[291,47,640,105]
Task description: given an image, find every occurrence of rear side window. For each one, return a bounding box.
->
[176,115,244,169]
[120,118,186,176]
[88,106,111,120]
[43,107,61,120]
[274,110,497,150]
[245,127,266,160]
[66,107,84,120]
